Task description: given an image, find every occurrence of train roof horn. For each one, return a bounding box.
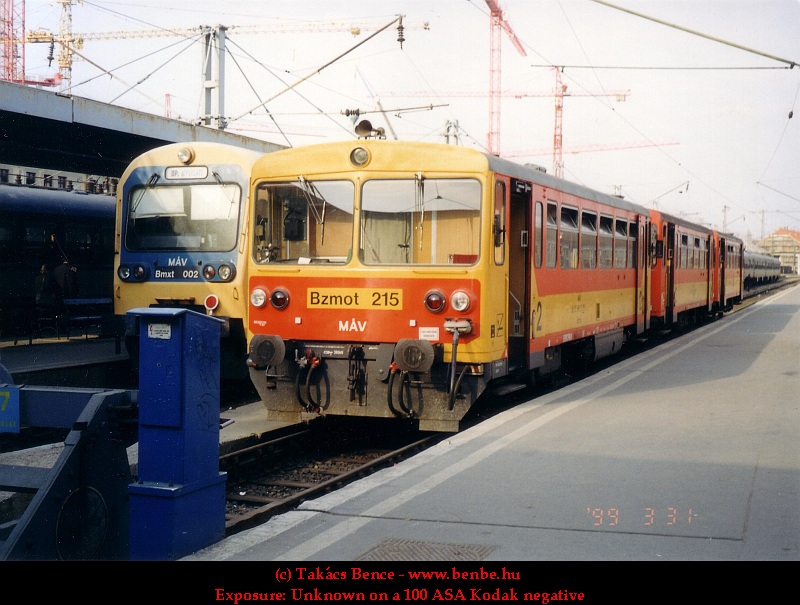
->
[354,120,386,140]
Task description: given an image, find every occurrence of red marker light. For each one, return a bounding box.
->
[205,294,219,311]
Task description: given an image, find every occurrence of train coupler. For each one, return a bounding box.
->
[386,362,418,419]
[294,348,322,413]
[346,346,366,403]
[444,318,472,409]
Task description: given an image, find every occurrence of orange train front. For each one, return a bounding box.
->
[245,141,505,432]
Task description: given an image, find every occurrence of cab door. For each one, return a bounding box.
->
[507,179,530,374]
[666,223,677,323]
[705,235,713,312]
[719,237,728,305]
[635,214,650,334]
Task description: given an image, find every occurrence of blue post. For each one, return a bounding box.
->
[127,308,227,560]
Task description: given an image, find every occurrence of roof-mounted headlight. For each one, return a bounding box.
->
[349,146,371,167]
[177,147,195,164]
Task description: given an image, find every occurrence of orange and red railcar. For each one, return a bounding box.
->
[239,140,743,431]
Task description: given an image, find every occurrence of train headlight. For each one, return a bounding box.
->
[201,263,235,281]
[217,264,234,281]
[117,264,148,281]
[270,289,290,310]
[117,265,147,281]
[250,288,268,308]
[424,290,446,313]
[349,146,371,167]
[177,147,195,164]
[450,290,471,312]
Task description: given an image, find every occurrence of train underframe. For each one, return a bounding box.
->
[248,338,492,432]
[647,298,740,332]
[248,327,633,432]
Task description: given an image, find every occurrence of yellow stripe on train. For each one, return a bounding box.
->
[534,286,638,335]
[307,288,404,310]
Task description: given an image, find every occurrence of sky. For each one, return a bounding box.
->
[21,0,800,242]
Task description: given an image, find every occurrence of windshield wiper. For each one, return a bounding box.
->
[131,173,160,214]
[212,171,238,220]
[298,175,327,245]
[416,172,424,250]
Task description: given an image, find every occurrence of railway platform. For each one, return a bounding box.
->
[0,334,125,374]
[185,282,800,563]
[0,333,133,392]
[0,334,290,449]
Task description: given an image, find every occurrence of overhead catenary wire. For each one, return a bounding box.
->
[222,36,355,143]
[229,16,405,125]
[64,33,201,96]
[21,1,796,237]
[758,77,800,180]
[109,37,198,104]
[530,64,793,71]
[549,1,797,222]
[588,0,798,68]
[756,182,800,205]
[61,42,192,110]
[222,38,293,148]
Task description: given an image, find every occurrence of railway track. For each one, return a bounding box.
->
[220,420,444,535]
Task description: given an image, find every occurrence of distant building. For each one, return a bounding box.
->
[757,229,800,274]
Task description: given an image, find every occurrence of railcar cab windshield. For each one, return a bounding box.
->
[125,177,241,252]
[360,177,481,265]
[252,176,482,266]
[253,179,354,263]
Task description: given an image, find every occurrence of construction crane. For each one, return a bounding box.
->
[553,67,566,177]
[26,8,429,92]
[1,0,24,82]
[551,67,636,177]
[484,0,526,156]
[383,73,630,171]
[503,139,680,160]
[1,0,58,85]
[7,0,89,89]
